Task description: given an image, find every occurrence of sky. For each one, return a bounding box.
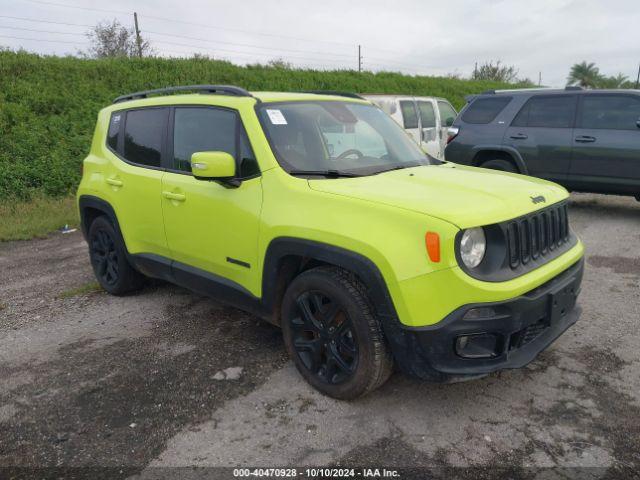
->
[1,0,638,87]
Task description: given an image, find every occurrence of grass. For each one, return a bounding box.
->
[0,195,78,241]
[58,281,102,298]
[0,50,515,200]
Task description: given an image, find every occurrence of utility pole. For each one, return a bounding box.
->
[473,62,477,78]
[636,63,640,89]
[133,12,143,58]
[358,45,362,72]
[538,71,542,87]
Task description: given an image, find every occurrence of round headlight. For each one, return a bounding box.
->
[460,227,486,268]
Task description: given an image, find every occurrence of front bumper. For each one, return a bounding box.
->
[387,258,584,381]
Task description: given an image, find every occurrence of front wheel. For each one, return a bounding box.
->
[281,267,393,400]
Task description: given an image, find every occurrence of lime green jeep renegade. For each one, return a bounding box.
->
[77,85,585,399]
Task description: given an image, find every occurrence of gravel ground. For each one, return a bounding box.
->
[0,192,638,479]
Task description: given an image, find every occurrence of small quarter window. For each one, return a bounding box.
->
[106,112,122,152]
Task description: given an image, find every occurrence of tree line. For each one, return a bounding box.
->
[83,19,637,89]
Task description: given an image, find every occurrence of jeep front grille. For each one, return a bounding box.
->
[506,203,570,270]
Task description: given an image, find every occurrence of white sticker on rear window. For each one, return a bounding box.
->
[266,109,287,125]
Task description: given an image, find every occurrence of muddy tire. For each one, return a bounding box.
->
[87,216,144,295]
[281,266,393,400]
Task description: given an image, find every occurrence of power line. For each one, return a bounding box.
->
[0,33,85,44]
[0,15,92,28]
[19,0,131,16]
[143,30,356,59]
[0,24,85,36]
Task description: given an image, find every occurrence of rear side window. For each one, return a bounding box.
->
[400,101,419,129]
[173,107,259,178]
[462,97,511,124]
[123,108,167,167]
[417,101,436,128]
[106,112,122,152]
[579,95,640,130]
[512,95,577,128]
[437,101,457,127]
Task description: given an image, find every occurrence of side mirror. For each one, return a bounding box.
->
[445,117,454,127]
[636,119,640,129]
[191,151,236,180]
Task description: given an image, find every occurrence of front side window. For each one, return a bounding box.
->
[462,97,511,124]
[580,95,640,130]
[173,107,259,177]
[400,100,419,129]
[123,108,167,167]
[512,95,577,128]
[258,101,433,176]
[437,101,457,127]
[418,101,436,128]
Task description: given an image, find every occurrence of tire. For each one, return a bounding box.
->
[281,266,393,400]
[87,215,145,295]
[480,158,518,173]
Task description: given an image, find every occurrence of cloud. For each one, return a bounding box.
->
[2,0,638,86]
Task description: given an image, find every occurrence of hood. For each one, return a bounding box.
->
[308,163,568,229]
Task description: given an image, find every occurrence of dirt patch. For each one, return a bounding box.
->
[0,294,287,478]
[588,255,640,276]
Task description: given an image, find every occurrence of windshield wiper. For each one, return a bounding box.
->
[372,163,422,175]
[288,169,362,178]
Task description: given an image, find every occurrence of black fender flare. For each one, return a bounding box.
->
[470,145,528,174]
[261,237,398,323]
[78,195,122,241]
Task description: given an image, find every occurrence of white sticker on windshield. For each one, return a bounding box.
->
[266,109,287,125]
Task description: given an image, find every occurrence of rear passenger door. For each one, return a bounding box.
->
[416,100,439,157]
[161,106,262,293]
[569,94,640,194]
[503,94,577,182]
[103,107,170,258]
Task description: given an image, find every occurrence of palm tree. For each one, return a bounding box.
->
[598,73,629,89]
[567,62,601,88]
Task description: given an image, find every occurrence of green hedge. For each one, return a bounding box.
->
[0,50,512,198]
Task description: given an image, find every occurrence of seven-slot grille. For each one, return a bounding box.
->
[506,202,570,269]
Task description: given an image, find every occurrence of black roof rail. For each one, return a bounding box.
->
[113,84,254,104]
[565,86,584,91]
[303,90,365,100]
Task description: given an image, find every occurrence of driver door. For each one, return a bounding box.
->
[161,106,262,293]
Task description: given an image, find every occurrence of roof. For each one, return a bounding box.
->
[480,87,640,97]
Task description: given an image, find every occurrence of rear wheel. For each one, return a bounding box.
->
[281,266,393,400]
[480,158,518,173]
[88,216,144,295]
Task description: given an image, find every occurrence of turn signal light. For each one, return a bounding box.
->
[425,232,440,263]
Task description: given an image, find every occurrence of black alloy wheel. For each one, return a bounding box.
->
[290,290,358,385]
[90,228,119,287]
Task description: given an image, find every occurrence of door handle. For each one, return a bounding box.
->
[509,133,528,140]
[162,191,186,202]
[575,135,596,143]
[106,177,123,187]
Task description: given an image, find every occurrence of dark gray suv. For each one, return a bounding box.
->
[444,87,640,199]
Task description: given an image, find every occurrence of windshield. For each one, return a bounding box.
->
[258,101,434,176]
